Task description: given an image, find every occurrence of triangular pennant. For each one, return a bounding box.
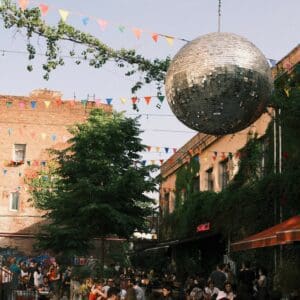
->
[41,161,46,167]
[6,101,12,108]
[31,101,37,109]
[144,96,151,105]
[151,33,159,42]
[18,0,29,11]
[81,99,88,106]
[165,148,169,154]
[59,9,69,22]
[147,146,151,152]
[132,28,142,39]
[98,19,108,31]
[39,4,49,16]
[131,97,138,104]
[173,148,177,153]
[33,160,39,166]
[62,136,68,143]
[120,97,127,104]
[118,25,125,32]
[188,149,193,156]
[3,169,7,175]
[165,36,174,46]
[19,102,25,109]
[106,98,113,105]
[19,172,22,177]
[158,96,165,103]
[228,152,233,160]
[95,100,102,107]
[141,160,146,166]
[44,100,51,108]
[41,133,47,140]
[51,134,57,141]
[221,152,226,160]
[214,151,218,157]
[160,159,164,164]
[27,160,31,166]
[268,59,277,67]
[150,160,155,165]
[156,147,160,152]
[82,16,89,26]
[8,128,13,136]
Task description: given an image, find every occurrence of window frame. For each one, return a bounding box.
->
[9,192,20,211]
[13,144,26,162]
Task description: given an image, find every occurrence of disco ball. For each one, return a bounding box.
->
[165,32,273,135]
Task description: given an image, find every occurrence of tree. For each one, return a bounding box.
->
[28,109,158,255]
[0,0,170,94]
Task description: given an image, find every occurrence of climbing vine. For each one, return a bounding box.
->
[0,0,170,94]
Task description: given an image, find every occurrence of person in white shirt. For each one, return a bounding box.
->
[205,280,220,298]
[33,265,43,288]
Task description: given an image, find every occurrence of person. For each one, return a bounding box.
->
[38,276,52,300]
[256,268,268,300]
[62,266,72,298]
[125,280,137,300]
[103,278,115,294]
[89,282,106,300]
[48,262,61,297]
[237,261,255,299]
[210,264,227,291]
[160,285,173,300]
[224,282,236,300]
[133,280,145,300]
[205,280,219,299]
[34,265,44,289]
[107,287,121,300]
[190,284,204,300]
[216,291,229,300]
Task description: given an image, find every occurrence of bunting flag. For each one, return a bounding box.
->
[81,99,88,106]
[31,101,37,109]
[132,28,142,39]
[131,97,138,104]
[268,59,277,67]
[152,33,159,42]
[30,132,36,138]
[188,149,193,156]
[158,96,165,103]
[18,0,29,10]
[173,148,177,153]
[69,100,75,107]
[41,133,47,140]
[39,4,49,16]
[228,152,233,160]
[118,25,125,32]
[120,97,127,104]
[3,169,7,175]
[141,160,146,166]
[155,146,160,152]
[59,9,69,22]
[44,100,51,108]
[6,101,12,108]
[8,128,13,136]
[165,148,169,154]
[82,16,89,26]
[212,151,217,161]
[62,136,68,143]
[27,161,31,166]
[147,146,151,152]
[41,161,46,167]
[160,159,164,164]
[221,152,226,160]
[106,98,112,105]
[19,102,25,109]
[98,19,108,31]
[51,134,57,141]
[144,96,151,105]
[165,36,175,46]
[95,100,102,107]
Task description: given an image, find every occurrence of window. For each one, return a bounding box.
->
[13,144,26,162]
[206,168,214,191]
[219,159,230,190]
[10,192,19,211]
[258,138,268,178]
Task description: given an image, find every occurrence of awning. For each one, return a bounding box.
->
[231,215,300,252]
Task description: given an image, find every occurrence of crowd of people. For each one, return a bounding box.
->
[0,257,293,300]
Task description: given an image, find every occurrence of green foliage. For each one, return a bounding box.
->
[0,0,170,93]
[160,63,300,251]
[27,109,158,255]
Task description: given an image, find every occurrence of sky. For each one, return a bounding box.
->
[0,0,299,165]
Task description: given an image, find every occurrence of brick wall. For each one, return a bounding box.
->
[0,89,111,253]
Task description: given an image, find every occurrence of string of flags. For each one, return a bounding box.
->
[0,95,166,109]
[17,0,188,45]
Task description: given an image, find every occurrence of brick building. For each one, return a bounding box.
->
[160,45,299,217]
[0,89,110,254]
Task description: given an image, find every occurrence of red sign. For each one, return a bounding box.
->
[196,223,210,232]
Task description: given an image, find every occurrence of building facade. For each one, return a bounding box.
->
[159,44,300,217]
[0,89,110,254]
